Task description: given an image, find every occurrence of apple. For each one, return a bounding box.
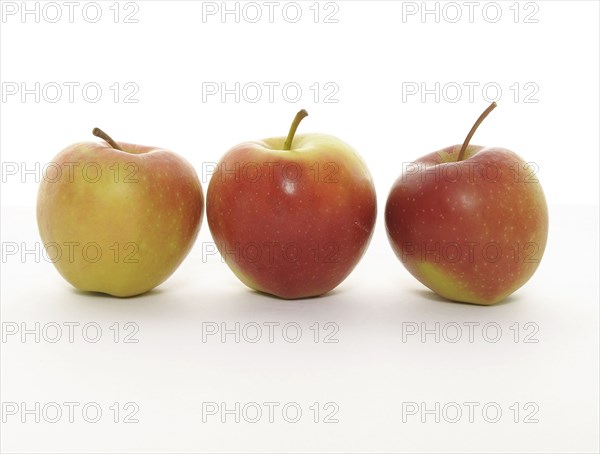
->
[36,128,203,297]
[206,110,377,299]
[385,103,548,305]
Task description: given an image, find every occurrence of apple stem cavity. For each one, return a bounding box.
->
[92,127,123,151]
[457,102,497,161]
[283,109,308,151]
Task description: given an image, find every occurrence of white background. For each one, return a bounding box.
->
[1,1,598,453]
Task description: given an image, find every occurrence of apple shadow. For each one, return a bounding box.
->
[245,286,345,304]
[411,288,519,307]
[70,286,167,302]
[216,285,351,319]
[64,286,185,320]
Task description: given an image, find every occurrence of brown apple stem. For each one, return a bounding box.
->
[456,102,497,161]
[283,109,308,151]
[92,127,123,151]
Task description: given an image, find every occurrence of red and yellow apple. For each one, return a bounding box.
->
[206,110,377,299]
[385,103,548,305]
[36,128,203,297]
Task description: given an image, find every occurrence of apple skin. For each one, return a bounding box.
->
[37,140,203,297]
[385,144,548,305]
[206,133,377,299]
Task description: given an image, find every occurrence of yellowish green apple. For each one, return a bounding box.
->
[36,128,203,297]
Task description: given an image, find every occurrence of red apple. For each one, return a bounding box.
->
[385,103,548,305]
[37,128,203,297]
[206,110,377,299]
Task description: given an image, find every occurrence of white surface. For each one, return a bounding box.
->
[1,1,599,453]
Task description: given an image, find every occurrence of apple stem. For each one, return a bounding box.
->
[457,102,497,161]
[283,109,308,151]
[92,127,123,151]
